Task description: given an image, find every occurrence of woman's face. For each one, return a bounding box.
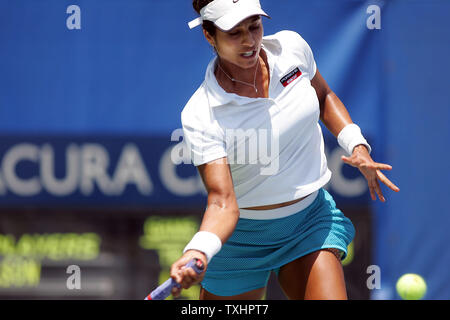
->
[206,15,264,71]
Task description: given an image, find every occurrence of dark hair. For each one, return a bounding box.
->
[192,0,216,36]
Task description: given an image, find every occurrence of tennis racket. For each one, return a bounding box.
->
[144,258,205,300]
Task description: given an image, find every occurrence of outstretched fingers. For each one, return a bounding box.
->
[341,154,399,201]
[369,177,385,202]
[375,162,392,171]
[377,170,400,192]
[374,178,385,202]
[341,155,355,166]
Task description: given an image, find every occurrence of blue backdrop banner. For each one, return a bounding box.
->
[1,0,449,299]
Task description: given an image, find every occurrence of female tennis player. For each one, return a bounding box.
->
[170,0,399,300]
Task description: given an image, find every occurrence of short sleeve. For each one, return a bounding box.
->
[181,109,227,167]
[305,41,317,80]
[284,30,317,80]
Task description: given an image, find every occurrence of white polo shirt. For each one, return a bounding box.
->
[181,30,332,209]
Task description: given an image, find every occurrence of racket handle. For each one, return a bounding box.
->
[144,258,204,300]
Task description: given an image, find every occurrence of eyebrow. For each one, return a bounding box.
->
[249,16,261,24]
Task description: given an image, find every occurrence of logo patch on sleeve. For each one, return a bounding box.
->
[280,67,302,87]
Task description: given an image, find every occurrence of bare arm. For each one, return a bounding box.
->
[311,69,399,201]
[311,69,369,154]
[170,157,239,296]
[311,69,353,137]
[197,158,240,244]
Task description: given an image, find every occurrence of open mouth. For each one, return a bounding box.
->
[240,50,257,58]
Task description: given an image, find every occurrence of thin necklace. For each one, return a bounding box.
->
[217,58,260,93]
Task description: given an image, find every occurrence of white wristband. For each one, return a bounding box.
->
[337,123,372,156]
[183,231,222,264]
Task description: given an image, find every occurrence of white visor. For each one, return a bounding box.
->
[188,0,270,32]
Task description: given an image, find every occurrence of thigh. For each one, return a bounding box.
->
[277,249,347,300]
[200,286,266,300]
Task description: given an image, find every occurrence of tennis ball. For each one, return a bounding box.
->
[396,273,427,300]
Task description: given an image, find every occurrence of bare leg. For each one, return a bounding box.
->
[277,249,347,300]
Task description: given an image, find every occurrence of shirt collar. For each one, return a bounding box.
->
[205,36,280,108]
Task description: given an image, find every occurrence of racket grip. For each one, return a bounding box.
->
[145,258,204,300]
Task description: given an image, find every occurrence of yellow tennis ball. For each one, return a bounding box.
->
[396,273,427,300]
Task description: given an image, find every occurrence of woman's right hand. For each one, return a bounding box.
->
[170,250,208,298]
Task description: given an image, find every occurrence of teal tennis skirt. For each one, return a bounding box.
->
[201,188,355,297]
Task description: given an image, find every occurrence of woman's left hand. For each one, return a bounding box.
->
[341,145,400,202]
